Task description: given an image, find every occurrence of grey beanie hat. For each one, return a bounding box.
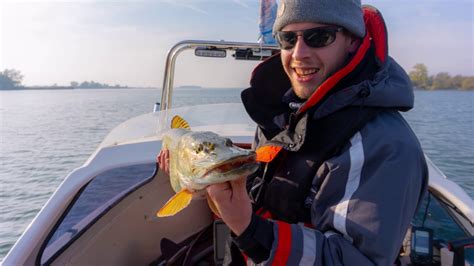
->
[273,0,366,38]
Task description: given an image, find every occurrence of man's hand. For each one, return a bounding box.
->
[206,177,252,236]
[157,149,170,176]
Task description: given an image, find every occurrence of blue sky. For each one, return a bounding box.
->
[0,0,473,87]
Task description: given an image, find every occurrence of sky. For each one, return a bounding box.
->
[0,0,473,88]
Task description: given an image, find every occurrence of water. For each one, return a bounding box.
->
[0,88,473,260]
[404,90,474,195]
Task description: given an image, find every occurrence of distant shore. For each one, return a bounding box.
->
[0,86,157,91]
[1,86,73,90]
[415,87,474,91]
[2,86,471,92]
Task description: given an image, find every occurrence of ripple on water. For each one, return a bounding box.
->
[0,89,472,261]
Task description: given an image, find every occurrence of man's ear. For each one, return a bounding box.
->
[348,36,361,53]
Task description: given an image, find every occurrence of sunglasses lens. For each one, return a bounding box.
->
[304,28,336,48]
[276,27,339,50]
[276,32,297,50]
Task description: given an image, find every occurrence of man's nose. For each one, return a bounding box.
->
[292,35,311,60]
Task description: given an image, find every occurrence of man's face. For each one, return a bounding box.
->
[280,22,359,99]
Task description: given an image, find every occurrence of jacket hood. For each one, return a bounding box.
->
[242,6,414,128]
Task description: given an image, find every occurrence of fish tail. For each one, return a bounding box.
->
[157,189,193,217]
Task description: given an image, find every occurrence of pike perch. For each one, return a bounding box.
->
[157,116,259,217]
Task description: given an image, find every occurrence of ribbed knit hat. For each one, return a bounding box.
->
[273,0,366,38]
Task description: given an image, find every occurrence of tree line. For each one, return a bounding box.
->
[0,69,127,90]
[0,69,23,89]
[409,63,474,90]
[70,81,126,89]
[2,67,473,90]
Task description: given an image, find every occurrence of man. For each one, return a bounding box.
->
[205,0,428,265]
[159,0,427,264]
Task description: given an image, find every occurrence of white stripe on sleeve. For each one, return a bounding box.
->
[333,131,364,243]
[300,227,317,265]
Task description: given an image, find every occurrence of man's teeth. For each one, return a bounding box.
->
[294,68,319,76]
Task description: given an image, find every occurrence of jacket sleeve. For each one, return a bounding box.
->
[234,112,428,265]
[233,214,376,265]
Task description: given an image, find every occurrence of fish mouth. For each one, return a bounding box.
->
[202,154,256,177]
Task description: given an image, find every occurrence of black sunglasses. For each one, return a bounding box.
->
[275,26,343,50]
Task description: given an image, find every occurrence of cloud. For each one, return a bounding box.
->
[231,0,250,9]
[163,0,208,15]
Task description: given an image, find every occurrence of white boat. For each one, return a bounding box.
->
[2,40,473,266]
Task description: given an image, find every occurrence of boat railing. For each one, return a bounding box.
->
[158,40,279,111]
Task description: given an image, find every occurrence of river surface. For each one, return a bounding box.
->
[0,88,473,260]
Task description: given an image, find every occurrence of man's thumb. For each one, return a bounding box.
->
[230,176,247,189]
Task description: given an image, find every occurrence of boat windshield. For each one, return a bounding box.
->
[157,40,279,111]
[41,163,156,264]
[96,103,257,149]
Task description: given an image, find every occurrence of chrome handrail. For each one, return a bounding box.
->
[158,40,279,111]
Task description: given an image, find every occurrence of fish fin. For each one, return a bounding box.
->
[157,189,193,217]
[171,115,191,130]
[206,194,221,218]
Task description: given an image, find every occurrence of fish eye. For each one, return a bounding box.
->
[195,143,204,153]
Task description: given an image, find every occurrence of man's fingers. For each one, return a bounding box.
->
[159,152,165,169]
[206,183,231,200]
[207,178,245,197]
[206,179,252,236]
[230,176,247,192]
[207,182,230,193]
[157,152,163,168]
[158,149,170,173]
[164,158,169,173]
[231,175,247,185]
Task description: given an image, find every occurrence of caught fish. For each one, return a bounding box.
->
[157,116,259,217]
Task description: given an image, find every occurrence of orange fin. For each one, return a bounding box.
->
[255,145,282,163]
[206,194,221,218]
[157,189,193,217]
[171,115,191,129]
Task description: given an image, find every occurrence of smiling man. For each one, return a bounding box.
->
[205,0,428,265]
[279,22,360,99]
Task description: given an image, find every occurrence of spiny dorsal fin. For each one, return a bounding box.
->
[171,115,191,129]
[157,189,193,217]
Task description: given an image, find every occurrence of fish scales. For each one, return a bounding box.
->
[157,116,259,217]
